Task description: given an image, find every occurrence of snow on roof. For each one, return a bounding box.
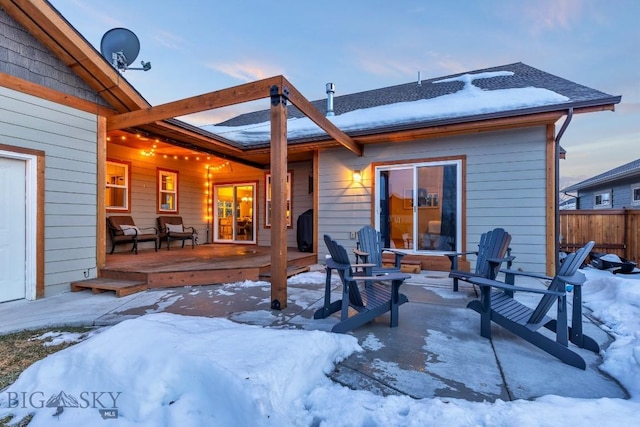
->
[202,70,569,146]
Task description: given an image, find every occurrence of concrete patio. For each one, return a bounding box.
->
[0,268,628,402]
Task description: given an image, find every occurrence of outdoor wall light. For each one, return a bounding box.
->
[352,170,362,183]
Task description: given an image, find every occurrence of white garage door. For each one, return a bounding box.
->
[0,156,26,302]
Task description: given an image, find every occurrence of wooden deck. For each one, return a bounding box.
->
[71,244,317,296]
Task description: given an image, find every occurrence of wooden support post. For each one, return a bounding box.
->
[269,84,288,310]
[97,116,107,269]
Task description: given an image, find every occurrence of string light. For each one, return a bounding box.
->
[207,161,230,172]
[115,133,226,163]
[110,131,236,244]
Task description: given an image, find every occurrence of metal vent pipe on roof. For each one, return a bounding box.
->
[326,83,335,116]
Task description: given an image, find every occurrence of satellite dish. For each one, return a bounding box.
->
[100,28,151,72]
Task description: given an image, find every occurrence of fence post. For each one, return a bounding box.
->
[624,208,629,260]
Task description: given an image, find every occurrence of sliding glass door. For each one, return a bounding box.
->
[213,183,256,243]
[375,160,461,253]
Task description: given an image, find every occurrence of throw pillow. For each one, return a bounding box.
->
[120,225,140,236]
[166,223,184,233]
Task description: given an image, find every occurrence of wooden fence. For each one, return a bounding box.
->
[560,209,640,264]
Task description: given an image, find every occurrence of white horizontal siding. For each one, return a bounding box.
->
[318,126,549,273]
[0,86,98,297]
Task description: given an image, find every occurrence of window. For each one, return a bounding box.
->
[265,171,292,227]
[594,191,611,208]
[375,159,462,253]
[158,169,178,213]
[632,185,640,207]
[106,160,130,212]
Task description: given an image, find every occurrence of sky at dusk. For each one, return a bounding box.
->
[49,0,639,183]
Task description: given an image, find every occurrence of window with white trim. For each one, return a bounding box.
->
[106,160,129,211]
[594,191,611,208]
[631,185,640,207]
[158,169,178,213]
[265,171,292,227]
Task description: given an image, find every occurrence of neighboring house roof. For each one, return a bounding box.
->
[561,159,640,193]
[212,62,621,148]
[559,198,577,210]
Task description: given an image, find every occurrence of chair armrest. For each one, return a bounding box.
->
[558,272,586,286]
[184,226,197,234]
[353,263,377,269]
[353,248,369,263]
[138,226,158,235]
[353,248,369,257]
[382,248,405,268]
[354,272,411,282]
[487,255,516,265]
[500,268,552,281]
[382,248,405,256]
[442,251,479,258]
[442,251,479,271]
[469,277,565,297]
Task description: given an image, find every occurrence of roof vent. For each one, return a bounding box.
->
[418,71,421,86]
[326,83,335,116]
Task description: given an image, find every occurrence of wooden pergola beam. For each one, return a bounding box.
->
[107,76,284,131]
[107,75,361,157]
[283,77,362,156]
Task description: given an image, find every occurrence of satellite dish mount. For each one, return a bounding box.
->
[100,28,151,72]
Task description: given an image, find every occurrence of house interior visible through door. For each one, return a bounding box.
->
[213,183,256,243]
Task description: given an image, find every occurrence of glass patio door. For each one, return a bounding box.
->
[213,183,256,243]
[376,160,461,253]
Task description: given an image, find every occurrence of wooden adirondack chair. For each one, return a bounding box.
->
[466,241,597,369]
[314,235,411,333]
[446,228,514,292]
[353,225,406,274]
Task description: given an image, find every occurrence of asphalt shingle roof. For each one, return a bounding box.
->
[561,158,640,192]
[217,62,620,133]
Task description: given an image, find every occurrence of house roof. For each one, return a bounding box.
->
[561,158,640,193]
[214,62,621,148]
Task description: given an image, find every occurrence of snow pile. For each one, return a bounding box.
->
[0,269,638,426]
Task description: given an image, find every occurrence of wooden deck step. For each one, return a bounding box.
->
[259,266,310,280]
[70,278,147,297]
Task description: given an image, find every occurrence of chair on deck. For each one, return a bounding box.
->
[446,227,514,292]
[314,235,411,333]
[466,241,597,369]
[157,216,197,250]
[353,225,406,274]
[107,216,158,255]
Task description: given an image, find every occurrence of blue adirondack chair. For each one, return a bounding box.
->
[314,234,411,333]
[446,228,514,292]
[466,241,597,369]
[353,225,406,274]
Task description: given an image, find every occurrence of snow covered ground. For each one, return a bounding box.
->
[0,268,638,426]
